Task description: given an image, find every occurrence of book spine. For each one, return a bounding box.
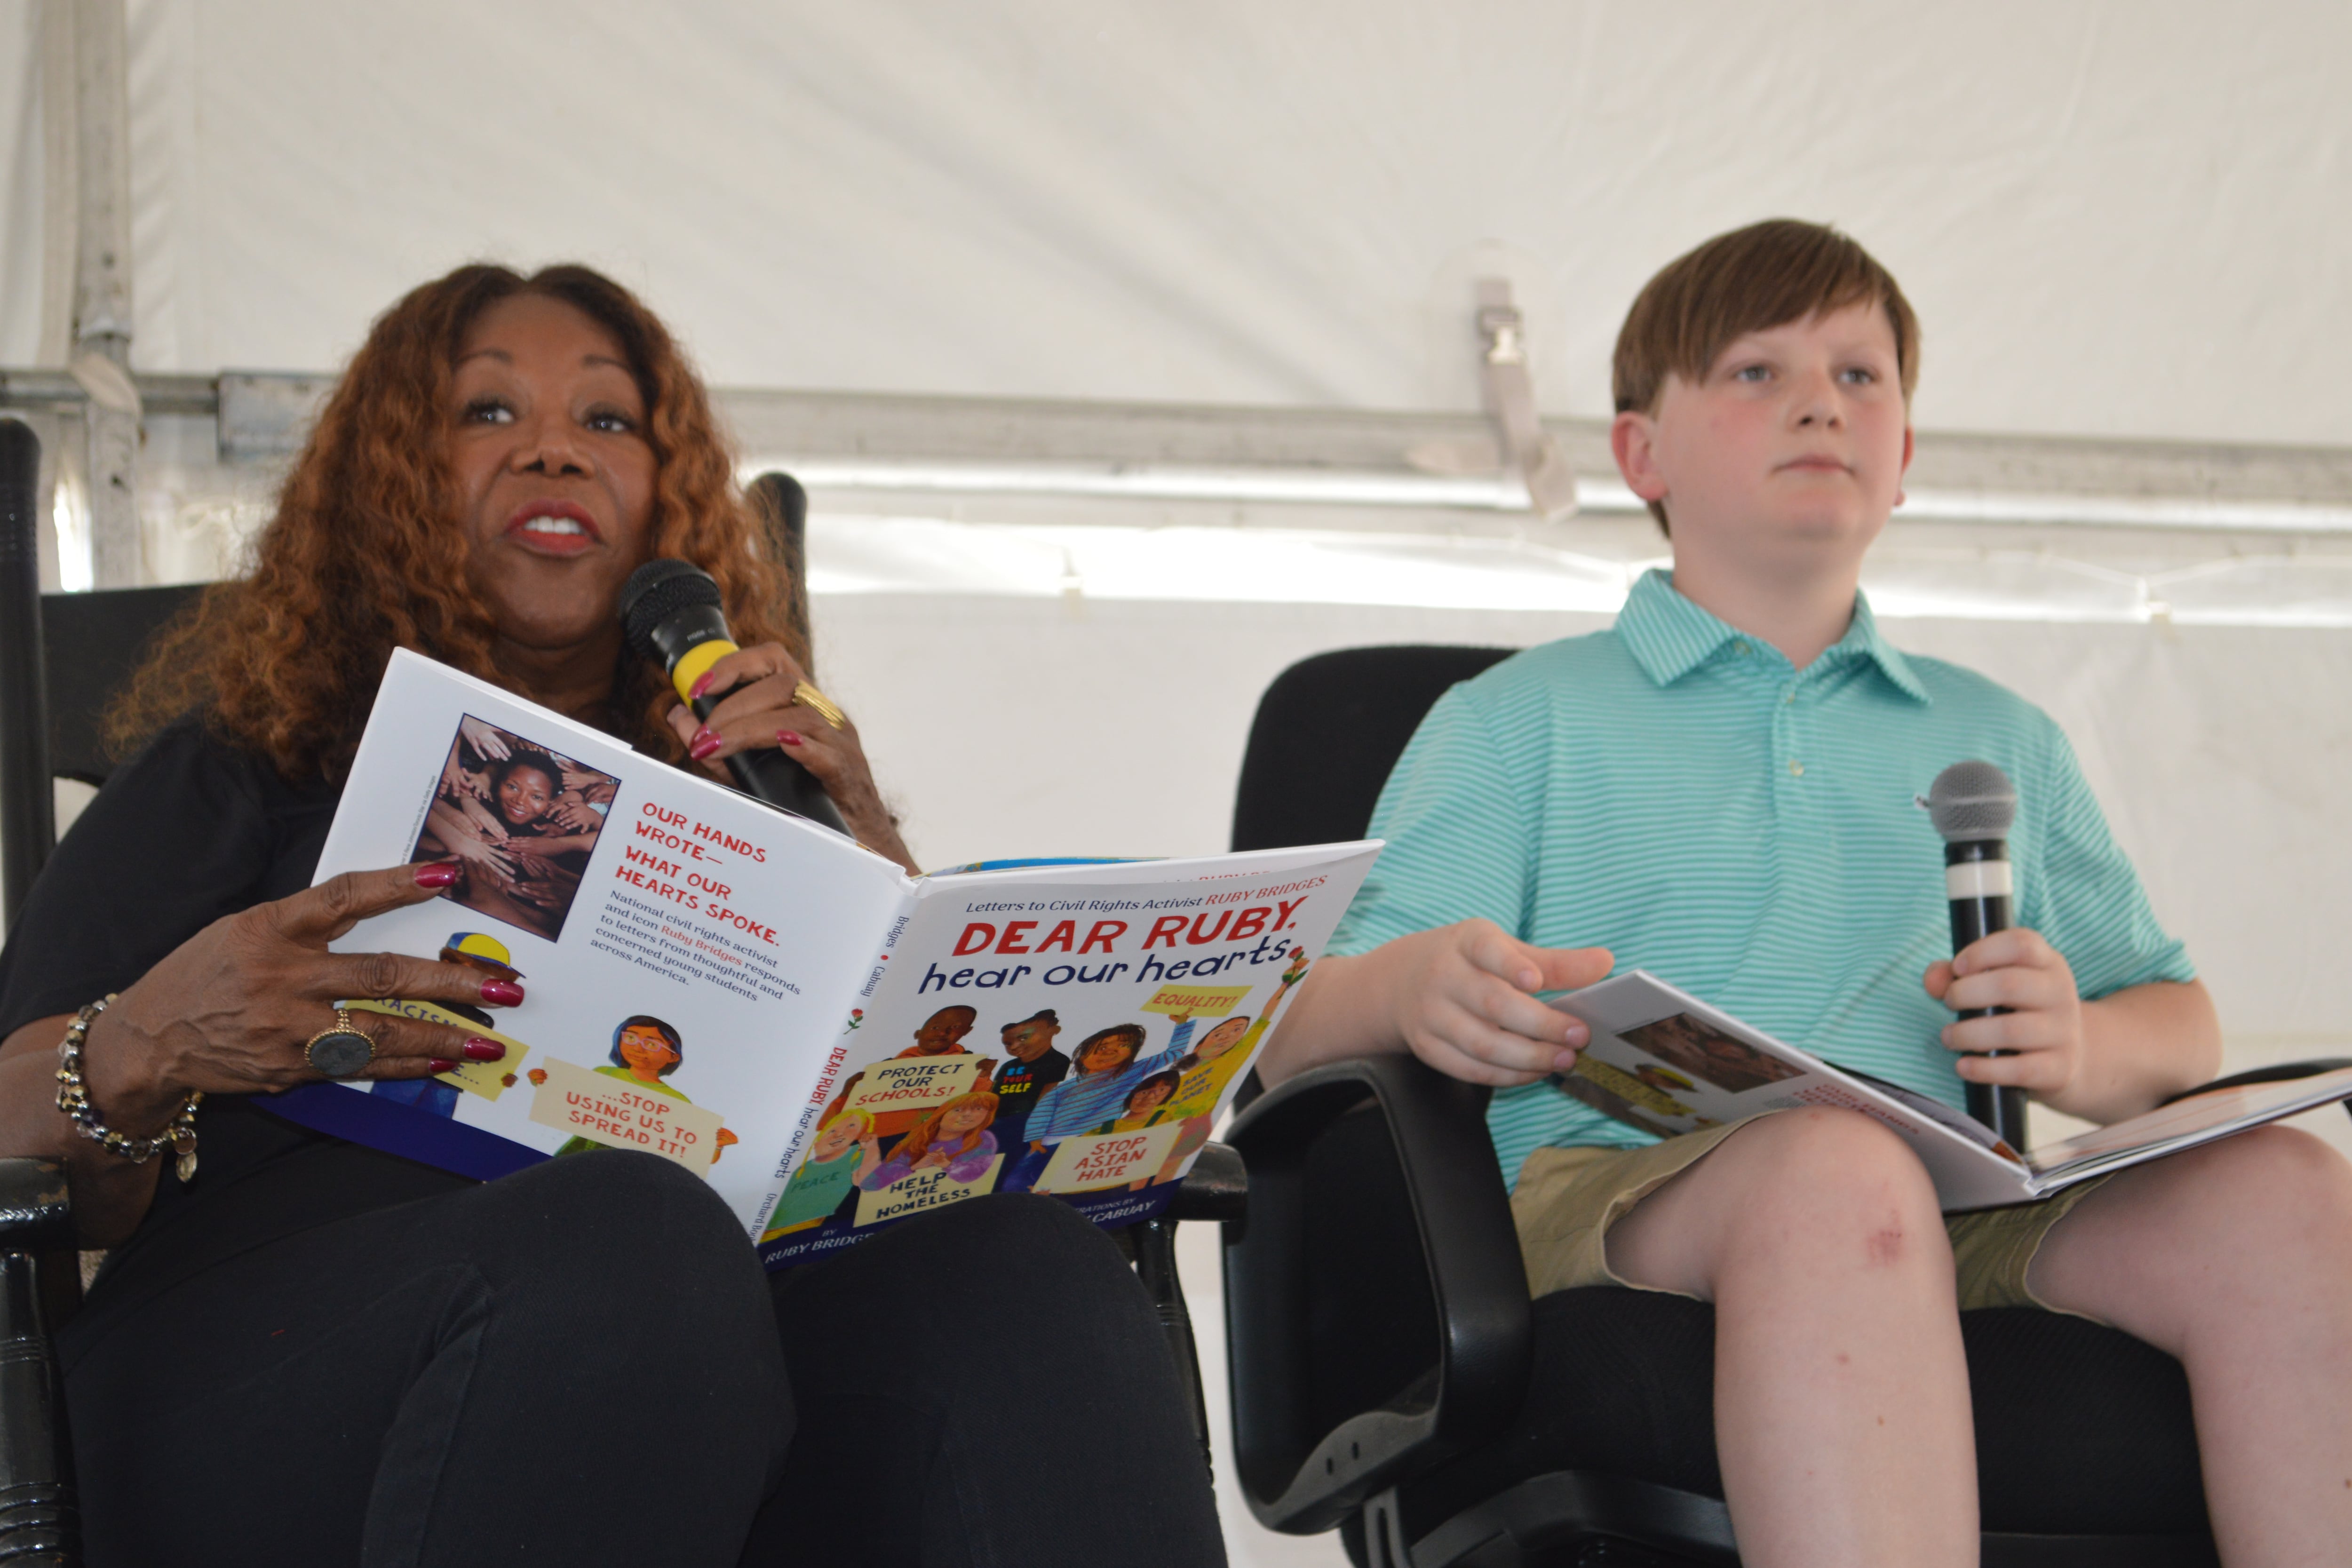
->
[746,889,923,1236]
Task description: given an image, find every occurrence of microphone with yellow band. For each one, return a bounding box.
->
[619,558,850,836]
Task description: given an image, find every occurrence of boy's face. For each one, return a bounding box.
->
[1611,302,1912,594]
[914,1010,974,1054]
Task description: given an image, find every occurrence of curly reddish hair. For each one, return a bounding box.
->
[111,262,805,780]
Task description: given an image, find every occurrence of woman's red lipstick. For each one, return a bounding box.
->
[504,499,602,557]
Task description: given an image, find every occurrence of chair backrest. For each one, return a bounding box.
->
[1230,645,1516,853]
[42,584,208,788]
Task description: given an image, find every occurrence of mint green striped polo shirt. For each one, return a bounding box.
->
[1329,569,2194,1189]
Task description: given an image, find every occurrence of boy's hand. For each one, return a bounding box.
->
[1385,920,1612,1087]
[1923,928,2083,1098]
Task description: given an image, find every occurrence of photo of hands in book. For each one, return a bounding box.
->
[411,714,619,941]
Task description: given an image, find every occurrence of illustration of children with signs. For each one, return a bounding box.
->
[371,930,528,1118]
[763,1107,882,1237]
[858,1090,1002,1190]
[997,1019,1189,1194]
[1140,955,1312,1185]
[1091,1070,1182,1135]
[983,1009,1071,1155]
[527,1015,739,1162]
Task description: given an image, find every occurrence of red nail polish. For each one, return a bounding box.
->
[414,862,460,889]
[778,730,803,747]
[481,979,525,1007]
[462,1037,506,1062]
[428,1059,458,1075]
[689,670,718,700]
[689,728,722,760]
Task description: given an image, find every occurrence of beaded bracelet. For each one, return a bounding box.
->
[55,995,203,1183]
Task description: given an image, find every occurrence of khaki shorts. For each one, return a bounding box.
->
[1509,1114,2112,1321]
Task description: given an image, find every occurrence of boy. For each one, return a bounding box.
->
[1262,220,2352,1566]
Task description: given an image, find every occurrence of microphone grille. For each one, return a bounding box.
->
[1924,760,2017,841]
[619,558,722,663]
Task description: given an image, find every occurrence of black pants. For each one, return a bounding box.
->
[58,1146,1224,1567]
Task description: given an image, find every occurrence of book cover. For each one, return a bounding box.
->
[278,650,1379,1263]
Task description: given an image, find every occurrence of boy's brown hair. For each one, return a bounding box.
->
[1613,219,1921,533]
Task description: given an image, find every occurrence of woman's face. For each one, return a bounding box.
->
[617,1025,680,1076]
[451,294,657,657]
[940,1102,989,1135]
[496,766,556,825]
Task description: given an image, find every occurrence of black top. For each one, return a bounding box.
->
[986,1047,1072,1143]
[0,716,359,1252]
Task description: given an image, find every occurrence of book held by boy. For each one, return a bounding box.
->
[270,649,1380,1265]
[1547,971,2352,1211]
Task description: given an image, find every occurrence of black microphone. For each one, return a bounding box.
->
[1923,760,2027,1152]
[619,559,849,836]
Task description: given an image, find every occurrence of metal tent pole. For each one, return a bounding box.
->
[69,0,139,589]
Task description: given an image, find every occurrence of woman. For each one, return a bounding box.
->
[0,264,1222,1568]
[421,747,593,935]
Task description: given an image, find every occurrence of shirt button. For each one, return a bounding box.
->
[1783,689,1797,705]
[1788,759,1805,777]
[1734,642,1750,656]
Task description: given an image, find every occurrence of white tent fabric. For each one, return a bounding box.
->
[6,10,2351,1560]
[4,0,2351,446]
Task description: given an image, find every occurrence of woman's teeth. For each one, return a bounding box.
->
[521,515,587,536]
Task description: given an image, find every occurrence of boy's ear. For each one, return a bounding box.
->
[1896,424,1915,509]
[1610,410,1669,504]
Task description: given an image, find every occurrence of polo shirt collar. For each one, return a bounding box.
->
[1615,568,1931,705]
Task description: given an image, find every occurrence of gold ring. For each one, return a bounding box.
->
[303,1008,377,1079]
[792,681,846,729]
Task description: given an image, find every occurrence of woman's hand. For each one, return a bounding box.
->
[429,803,521,885]
[75,863,524,1135]
[546,799,604,834]
[459,795,508,839]
[458,717,513,763]
[661,643,917,874]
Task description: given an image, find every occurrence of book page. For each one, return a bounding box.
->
[1544,971,2034,1211]
[2021,1067,2352,1185]
[757,842,1380,1266]
[287,650,912,1239]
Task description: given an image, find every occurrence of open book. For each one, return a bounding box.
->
[1546,971,2352,1211]
[273,650,1380,1266]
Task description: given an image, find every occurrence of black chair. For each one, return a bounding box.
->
[1219,643,2352,1568]
[0,418,102,1565]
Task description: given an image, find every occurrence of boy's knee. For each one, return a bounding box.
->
[1731,1108,1944,1246]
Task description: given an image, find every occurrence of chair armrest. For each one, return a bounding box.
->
[0,1160,72,1254]
[0,1160,79,1560]
[2158,1058,2352,1114]
[1164,1140,1246,1225]
[1221,1055,1530,1533]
